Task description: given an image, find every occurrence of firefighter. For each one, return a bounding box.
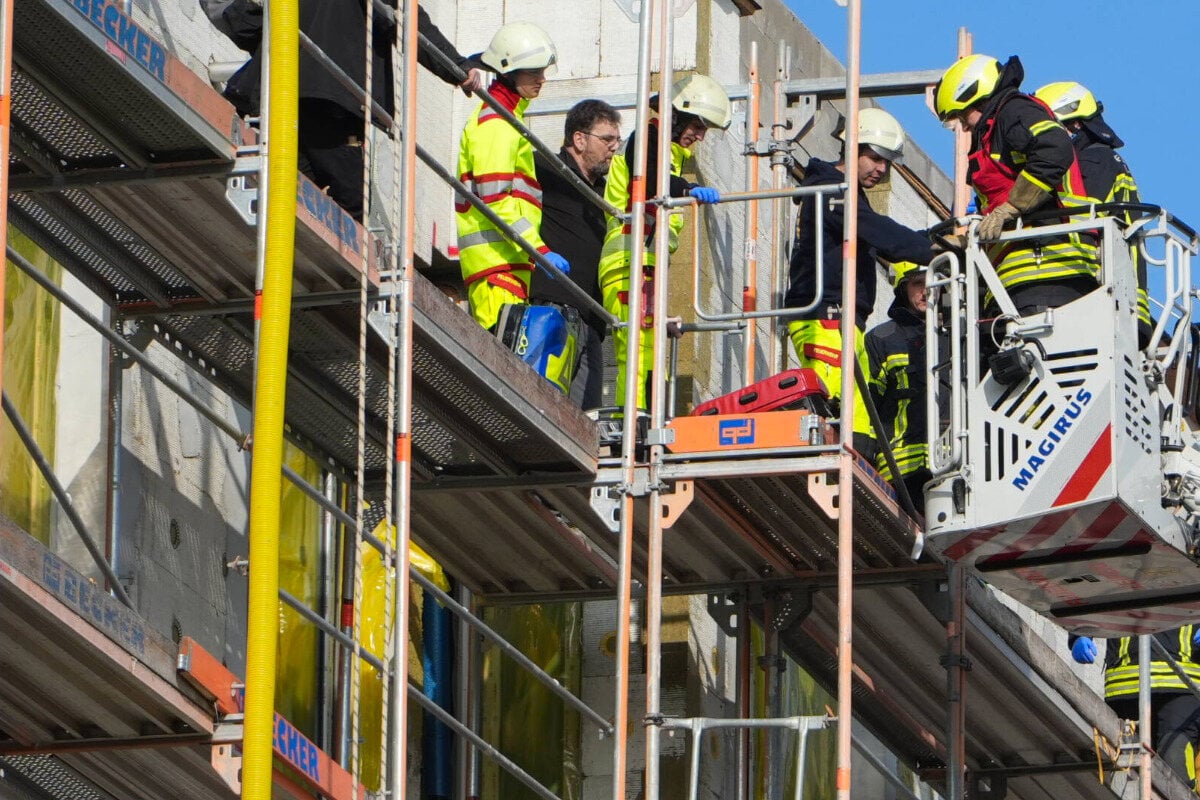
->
[456,22,570,332]
[1034,81,1151,346]
[933,55,1100,316]
[599,73,729,411]
[866,261,933,514]
[784,108,935,459]
[1071,628,1200,787]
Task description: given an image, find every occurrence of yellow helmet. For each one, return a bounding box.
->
[481,22,557,75]
[671,74,732,130]
[933,55,1001,122]
[890,261,926,288]
[1034,81,1099,122]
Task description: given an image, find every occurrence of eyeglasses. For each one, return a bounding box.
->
[582,131,622,146]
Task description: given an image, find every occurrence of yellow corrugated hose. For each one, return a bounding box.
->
[243,0,299,795]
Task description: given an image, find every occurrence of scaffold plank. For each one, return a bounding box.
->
[0,518,234,800]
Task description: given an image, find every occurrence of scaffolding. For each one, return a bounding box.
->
[1,1,1199,800]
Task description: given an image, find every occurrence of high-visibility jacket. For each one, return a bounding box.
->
[969,87,1100,295]
[455,80,548,302]
[865,299,929,480]
[598,124,692,291]
[1102,627,1200,699]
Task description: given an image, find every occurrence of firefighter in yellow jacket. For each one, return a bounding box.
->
[599,74,730,410]
[456,22,570,331]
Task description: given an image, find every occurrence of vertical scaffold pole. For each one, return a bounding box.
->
[386,0,420,795]
[1138,635,1152,800]
[946,564,967,800]
[736,594,751,800]
[0,0,15,414]
[835,1,863,799]
[769,40,790,374]
[742,42,760,386]
[952,29,972,217]
[614,0,657,795]
[645,0,675,795]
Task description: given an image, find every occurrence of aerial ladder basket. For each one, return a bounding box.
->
[922,207,1200,636]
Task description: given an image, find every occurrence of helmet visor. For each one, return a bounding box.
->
[864,142,903,166]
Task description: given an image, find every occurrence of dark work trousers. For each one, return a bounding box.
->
[569,323,605,412]
[297,100,366,221]
[1109,693,1200,786]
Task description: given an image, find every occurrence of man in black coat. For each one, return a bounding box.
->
[212,0,482,221]
[784,108,936,458]
[528,100,622,410]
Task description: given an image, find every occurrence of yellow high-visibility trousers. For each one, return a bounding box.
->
[603,273,654,410]
[787,318,874,437]
[465,269,530,331]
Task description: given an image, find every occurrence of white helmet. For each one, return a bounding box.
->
[671,74,732,130]
[842,107,905,164]
[480,22,557,75]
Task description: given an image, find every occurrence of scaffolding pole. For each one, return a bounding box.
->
[383,0,419,794]
[644,0,675,795]
[769,40,791,374]
[743,41,761,386]
[946,565,967,800]
[835,2,864,798]
[613,0,658,794]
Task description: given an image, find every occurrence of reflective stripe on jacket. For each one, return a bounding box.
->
[1103,627,1200,698]
[1074,135,1150,326]
[865,301,929,479]
[598,132,690,289]
[970,93,1100,294]
[456,81,547,298]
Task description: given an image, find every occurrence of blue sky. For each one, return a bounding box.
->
[783,0,1198,229]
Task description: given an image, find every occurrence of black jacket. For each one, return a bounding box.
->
[222,1,475,120]
[529,149,609,335]
[784,158,935,328]
[1072,116,1138,205]
[866,300,927,445]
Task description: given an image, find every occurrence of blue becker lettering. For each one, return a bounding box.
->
[273,713,322,783]
[298,181,361,253]
[71,0,167,81]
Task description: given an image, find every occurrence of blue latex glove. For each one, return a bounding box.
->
[1193,626,1200,647]
[689,186,720,205]
[1071,637,1097,664]
[543,252,571,280]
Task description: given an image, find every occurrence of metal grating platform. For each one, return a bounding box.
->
[11,0,237,188]
[5,0,599,487]
[0,518,235,800]
[412,456,921,597]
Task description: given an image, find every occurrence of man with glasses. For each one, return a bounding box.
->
[529,100,623,409]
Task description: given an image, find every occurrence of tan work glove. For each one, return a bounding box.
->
[977,173,1051,241]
